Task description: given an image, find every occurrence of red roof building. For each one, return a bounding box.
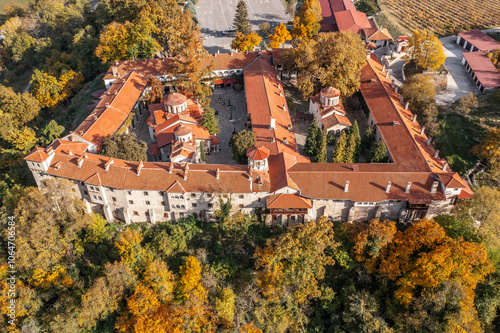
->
[457,29,500,52]
[462,51,500,92]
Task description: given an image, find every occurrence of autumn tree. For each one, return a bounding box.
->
[268,23,292,48]
[215,288,236,328]
[13,178,92,271]
[291,0,322,39]
[472,127,500,178]
[230,130,256,162]
[101,133,148,162]
[469,187,500,248]
[456,92,479,115]
[146,75,163,103]
[201,106,220,135]
[0,85,41,125]
[368,138,387,162]
[282,31,367,98]
[115,228,144,268]
[316,129,327,163]
[233,0,251,35]
[30,69,84,108]
[254,219,338,305]
[4,126,37,153]
[304,120,321,156]
[402,74,436,113]
[231,31,262,52]
[405,30,446,70]
[332,130,347,163]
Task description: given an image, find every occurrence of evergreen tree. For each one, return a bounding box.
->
[233,0,251,35]
[332,131,347,163]
[304,120,320,156]
[229,129,256,163]
[316,129,327,163]
[368,139,387,163]
[362,126,375,151]
[199,141,205,163]
[200,106,220,135]
[346,121,361,162]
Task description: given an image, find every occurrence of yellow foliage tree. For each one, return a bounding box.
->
[405,30,446,70]
[30,265,73,289]
[30,69,84,108]
[291,0,322,39]
[215,288,236,328]
[240,322,263,333]
[4,126,37,153]
[231,31,262,52]
[268,23,292,48]
[95,21,131,63]
[143,260,174,303]
[115,228,144,267]
[472,127,500,178]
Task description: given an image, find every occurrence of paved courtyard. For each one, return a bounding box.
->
[197,0,291,52]
[205,87,248,164]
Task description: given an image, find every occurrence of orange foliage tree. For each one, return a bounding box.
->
[268,23,292,48]
[231,31,262,52]
[291,0,322,40]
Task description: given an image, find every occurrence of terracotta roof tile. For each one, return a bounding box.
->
[163,92,187,106]
[266,193,313,209]
[334,10,373,34]
[246,146,270,160]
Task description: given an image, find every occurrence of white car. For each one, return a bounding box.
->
[222,27,236,35]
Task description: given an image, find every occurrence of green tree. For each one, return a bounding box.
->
[368,138,387,162]
[332,131,348,163]
[345,120,361,163]
[229,130,256,163]
[405,30,446,70]
[282,31,367,98]
[233,0,251,35]
[40,120,65,145]
[200,106,220,135]
[316,129,327,163]
[304,120,320,156]
[362,126,375,151]
[101,133,148,162]
[200,141,206,163]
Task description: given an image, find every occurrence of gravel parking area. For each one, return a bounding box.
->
[197,0,291,52]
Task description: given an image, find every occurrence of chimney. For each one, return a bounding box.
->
[399,94,403,102]
[412,114,417,123]
[287,125,292,131]
[230,52,233,56]
[283,104,287,111]
[68,135,73,141]
[431,181,439,194]
[214,53,217,57]
[434,149,439,158]
[137,160,144,176]
[420,126,425,135]
[405,102,409,110]
[168,162,173,174]
[217,49,220,54]
[216,168,220,180]
[391,80,395,87]
[278,83,281,89]
[46,146,54,155]
[184,162,189,180]
[77,156,84,168]
[112,66,118,76]
[385,72,389,78]
[344,181,350,192]
[279,91,283,96]
[277,74,280,80]
[395,86,398,94]
[283,137,287,145]
[385,181,391,193]
[442,161,447,172]
[426,137,432,146]
[405,182,411,193]
[382,65,386,72]
[271,137,275,143]
[68,149,73,156]
[104,158,114,171]
[269,118,276,129]
[54,161,63,170]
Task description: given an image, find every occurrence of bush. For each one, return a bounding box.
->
[259,22,271,36]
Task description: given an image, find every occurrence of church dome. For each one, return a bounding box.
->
[163,92,187,106]
[320,87,341,98]
[174,124,192,137]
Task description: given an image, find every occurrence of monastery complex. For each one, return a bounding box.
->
[25,48,472,225]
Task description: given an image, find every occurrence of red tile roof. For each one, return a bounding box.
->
[266,193,312,209]
[174,124,192,136]
[363,27,393,41]
[246,146,270,160]
[458,29,500,51]
[321,114,352,129]
[75,70,147,148]
[462,51,500,89]
[25,147,50,162]
[334,10,373,35]
[319,0,356,31]
[163,93,187,106]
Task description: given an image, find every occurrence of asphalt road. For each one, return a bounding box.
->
[197,0,291,52]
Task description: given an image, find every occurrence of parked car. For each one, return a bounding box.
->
[223,27,236,35]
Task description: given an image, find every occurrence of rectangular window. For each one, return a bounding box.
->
[133,211,139,216]
[112,197,116,202]
[144,191,148,196]
[191,193,196,197]
[258,198,261,202]
[239,195,244,199]
[146,201,151,205]
[109,188,114,192]
[98,196,102,201]
[164,213,169,218]
[161,201,165,205]
[145,211,150,216]
[92,195,97,200]
[208,203,213,208]
[207,193,212,198]
[192,203,197,207]
[84,191,88,196]
[129,200,134,204]
[239,204,244,208]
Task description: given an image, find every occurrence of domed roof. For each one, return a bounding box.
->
[174,124,192,136]
[246,145,270,160]
[320,87,341,98]
[163,92,187,106]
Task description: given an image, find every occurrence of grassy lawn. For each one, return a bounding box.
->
[435,113,483,175]
[0,0,30,14]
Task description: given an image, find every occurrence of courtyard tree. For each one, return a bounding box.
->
[473,127,500,178]
[282,31,367,98]
[201,106,220,135]
[268,23,292,48]
[304,120,321,156]
[316,129,327,163]
[233,0,251,35]
[362,126,375,150]
[231,31,262,52]
[405,30,446,70]
[101,133,148,162]
[291,0,322,40]
[146,75,163,103]
[401,74,436,113]
[345,120,361,162]
[332,131,348,163]
[368,139,387,162]
[229,130,256,163]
